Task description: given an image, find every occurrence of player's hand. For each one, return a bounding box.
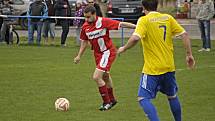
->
[186,55,195,69]
[117,46,126,55]
[74,56,81,64]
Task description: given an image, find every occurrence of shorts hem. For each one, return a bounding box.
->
[96,68,109,73]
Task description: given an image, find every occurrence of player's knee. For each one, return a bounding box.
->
[93,75,100,81]
[103,74,109,81]
[167,95,177,99]
[93,77,105,86]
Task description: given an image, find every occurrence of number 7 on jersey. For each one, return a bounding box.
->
[159,25,167,41]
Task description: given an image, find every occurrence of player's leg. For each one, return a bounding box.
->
[93,69,106,87]
[102,50,117,105]
[168,95,181,121]
[161,72,181,121]
[138,74,160,121]
[93,69,111,111]
[103,73,111,86]
[138,97,159,121]
[94,50,117,110]
[103,73,117,106]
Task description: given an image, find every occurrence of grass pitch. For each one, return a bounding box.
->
[0,38,214,121]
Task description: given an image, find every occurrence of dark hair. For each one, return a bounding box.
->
[84,5,96,14]
[142,0,158,11]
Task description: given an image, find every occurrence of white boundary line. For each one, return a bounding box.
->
[0,15,85,19]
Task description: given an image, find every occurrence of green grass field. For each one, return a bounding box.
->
[0,38,214,121]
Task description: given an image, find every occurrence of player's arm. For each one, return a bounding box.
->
[119,22,136,29]
[170,15,195,69]
[180,32,195,69]
[118,17,145,54]
[74,40,88,64]
[117,34,140,54]
[104,18,135,30]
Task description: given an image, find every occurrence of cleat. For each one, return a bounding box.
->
[99,103,112,111]
[110,100,118,108]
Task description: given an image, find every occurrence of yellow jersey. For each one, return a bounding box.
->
[134,12,185,75]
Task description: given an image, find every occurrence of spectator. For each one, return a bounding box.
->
[0,0,14,44]
[82,0,87,4]
[54,0,71,47]
[0,0,4,43]
[87,0,103,17]
[183,0,190,18]
[73,0,84,45]
[214,0,215,18]
[42,0,56,45]
[196,0,214,52]
[27,0,48,45]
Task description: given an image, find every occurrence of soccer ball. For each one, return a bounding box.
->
[55,97,70,111]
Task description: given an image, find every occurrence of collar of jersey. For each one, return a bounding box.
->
[148,11,159,15]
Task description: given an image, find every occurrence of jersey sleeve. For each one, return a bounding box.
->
[169,16,186,36]
[103,18,120,30]
[133,17,147,39]
[80,27,88,41]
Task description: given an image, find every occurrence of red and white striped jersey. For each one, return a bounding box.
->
[80,17,120,53]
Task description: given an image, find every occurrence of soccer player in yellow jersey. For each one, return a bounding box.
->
[118,0,195,121]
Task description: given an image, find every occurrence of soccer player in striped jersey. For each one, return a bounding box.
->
[74,5,136,111]
[118,0,195,120]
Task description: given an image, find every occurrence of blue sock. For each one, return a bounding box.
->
[139,99,159,121]
[168,96,181,121]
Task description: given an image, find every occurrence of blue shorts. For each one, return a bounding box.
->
[138,72,178,99]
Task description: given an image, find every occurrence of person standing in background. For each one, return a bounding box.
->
[0,0,14,44]
[87,0,103,17]
[183,0,190,18]
[214,0,215,18]
[27,0,48,45]
[0,0,4,43]
[73,0,84,46]
[42,0,56,45]
[196,0,214,52]
[54,0,71,47]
